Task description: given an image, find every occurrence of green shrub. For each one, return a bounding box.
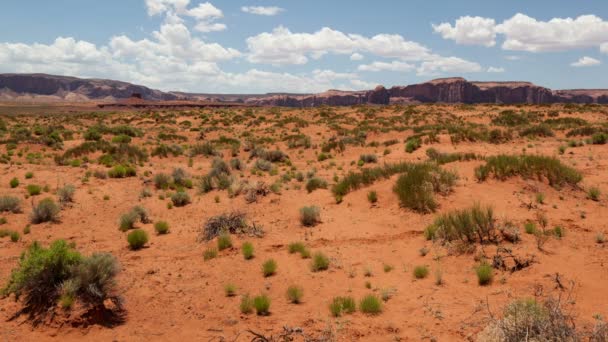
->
[0,196,21,213]
[332,162,414,200]
[10,231,20,242]
[25,172,33,179]
[240,294,253,314]
[9,177,19,188]
[413,265,429,279]
[31,198,60,224]
[587,186,601,201]
[153,173,171,189]
[426,148,479,164]
[525,222,537,234]
[405,137,421,153]
[108,165,136,178]
[519,124,554,138]
[474,154,582,188]
[330,296,356,317]
[262,259,277,277]
[286,286,303,304]
[476,262,493,285]
[170,191,190,207]
[224,283,237,297]
[242,242,254,260]
[393,163,457,213]
[430,204,496,243]
[299,206,321,227]
[217,233,233,251]
[154,221,169,235]
[591,133,608,144]
[367,190,378,204]
[253,294,271,315]
[359,154,378,163]
[203,247,218,261]
[119,211,138,231]
[26,184,42,196]
[359,295,382,314]
[310,252,330,272]
[553,226,565,238]
[305,177,328,193]
[127,229,148,250]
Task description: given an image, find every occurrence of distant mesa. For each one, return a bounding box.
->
[1,73,607,107]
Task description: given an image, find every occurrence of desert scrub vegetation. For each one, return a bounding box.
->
[119,206,151,231]
[241,241,254,259]
[425,204,496,244]
[253,294,271,315]
[475,154,582,189]
[1,240,122,324]
[393,163,457,213]
[217,233,233,251]
[425,148,479,165]
[299,206,321,227]
[305,177,328,193]
[475,262,493,285]
[31,198,60,224]
[170,191,191,207]
[198,211,263,241]
[57,184,76,204]
[288,242,311,258]
[127,229,149,250]
[332,162,416,200]
[262,259,277,277]
[0,196,21,213]
[413,265,429,279]
[286,286,303,304]
[310,252,330,272]
[154,221,169,235]
[359,294,382,314]
[330,296,356,317]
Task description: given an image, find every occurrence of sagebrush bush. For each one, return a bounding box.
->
[305,177,328,193]
[57,184,76,204]
[0,196,21,213]
[242,241,254,260]
[153,173,171,189]
[31,198,60,224]
[359,294,382,314]
[310,252,330,272]
[299,206,321,227]
[127,229,148,250]
[170,191,190,207]
[286,285,303,304]
[154,221,169,234]
[393,163,457,213]
[262,259,277,277]
[119,211,138,231]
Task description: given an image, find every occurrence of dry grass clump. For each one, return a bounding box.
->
[0,196,21,213]
[425,204,496,244]
[299,206,321,227]
[393,163,457,213]
[198,212,263,241]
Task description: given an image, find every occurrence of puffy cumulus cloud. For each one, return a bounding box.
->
[432,16,497,47]
[350,53,364,61]
[571,56,601,67]
[241,6,284,16]
[245,26,434,65]
[416,56,482,75]
[145,0,226,32]
[487,66,505,73]
[358,61,415,72]
[436,13,608,53]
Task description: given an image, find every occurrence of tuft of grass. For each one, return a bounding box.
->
[203,247,218,261]
[26,184,42,196]
[310,252,330,272]
[430,204,496,243]
[299,206,321,227]
[9,177,19,188]
[262,259,277,277]
[286,285,303,304]
[127,229,148,250]
[154,221,170,235]
[587,186,601,201]
[170,191,191,207]
[217,233,233,251]
[253,294,271,315]
[525,222,537,234]
[393,163,456,213]
[367,190,378,204]
[224,283,237,297]
[57,184,76,204]
[476,262,493,285]
[241,241,254,260]
[359,294,382,314]
[413,265,429,279]
[305,177,328,193]
[330,296,356,317]
[119,211,138,231]
[240,294,254,314]
[0,196,21,213]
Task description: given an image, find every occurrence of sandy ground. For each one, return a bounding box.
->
[0,104,607,341]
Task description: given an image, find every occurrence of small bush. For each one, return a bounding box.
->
[525,222,537,234]
[153,173,171,189]
[57,184,76,204]
[359,154,378,164]
[253,294,271,315]
[217,233,233,251]
[240,294,253,314]
[31,198,60,224]
[359,295,382,314]
[330,296,356,317]
[224,284,237,297]
[170,191,191,207]
[431,204,496,243]
[587,186,601,201]
[367,190,378,204]
[299,206,321,227]
[305,177,328,193]
[203,247,217,261]
[9,177,19,188]
[200,212,249,241]
[242,242,254,260]
[154,221,169,235]
[26,184,42,196]
[0,196,21,213]
[310,252,330,272]
[262,259,277,277]
[413,265,429,279]
[286,286,303,304]
[393,163,456,213]
[127,229,148,250]
[405,137,421,153]
[476,262,493,285]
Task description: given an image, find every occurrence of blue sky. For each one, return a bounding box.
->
[0,0,607,93]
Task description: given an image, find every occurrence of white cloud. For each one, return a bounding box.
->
[571,56,601,67]
[350,53,364,61]
[145,0,190,16]
[358,61,415,72]
[145,0,226,32]
[504,55,521,61]
[350,79,378,90]
[432,16,497,47]
[241,6,284,16]
[601,43,608,54]
[487,66,505,73]
[416,56,482,75]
